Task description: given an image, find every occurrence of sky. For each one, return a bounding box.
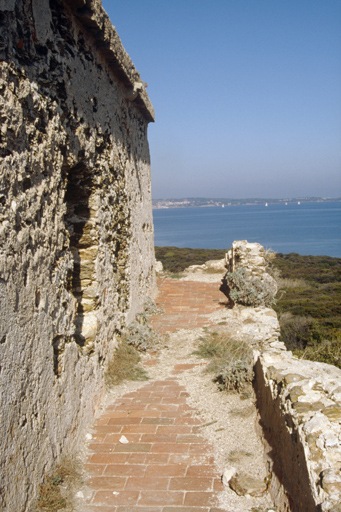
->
[101,0,341,199]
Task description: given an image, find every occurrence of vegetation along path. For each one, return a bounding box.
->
[76,272,275,512]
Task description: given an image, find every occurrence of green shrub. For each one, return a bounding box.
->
[125,317,156,351]
[105,299,161,385]
[225,267,276,307]
[273,253,341,284]
[215,359,253,393]
[295,335,341,368]
[278,312,322,351]
[274,253,341,368]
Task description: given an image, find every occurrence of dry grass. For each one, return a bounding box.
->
[169,273,182,279]
[264,248,277,263]
[193,331,253,393]
[35,458,81,512]
[36,480,67,512]
[204,267,225,274]
[297,337,341,367]
[228,449,253,464]
[105,340,148,386]
[277,277,309,290]
[229,406,254,418]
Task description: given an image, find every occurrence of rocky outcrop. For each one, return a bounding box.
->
[0,1,155,510]
[181,258,226,282]
[227,241,341,512]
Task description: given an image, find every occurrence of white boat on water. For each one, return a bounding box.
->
[265,203,268,207]
[298,201,301,205]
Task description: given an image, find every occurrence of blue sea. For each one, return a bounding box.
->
[153,202,341,257]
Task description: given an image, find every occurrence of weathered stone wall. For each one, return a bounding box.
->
[255,347,341,512]
[0,1,155,510]
[226,240,268,277]
[227,241,341,512]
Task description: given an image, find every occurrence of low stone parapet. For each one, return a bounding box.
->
[255,347,341,512]
[226,239,269,277]
[224,240,341,511]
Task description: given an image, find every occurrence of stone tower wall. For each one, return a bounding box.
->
[0,1,155,510]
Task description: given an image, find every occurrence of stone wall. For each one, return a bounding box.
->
[227,241,341,512]
[0,1,155,510]
[255,345,341,512]
[226,240,268,277]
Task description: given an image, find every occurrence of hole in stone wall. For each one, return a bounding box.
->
[64,162,98,351]
[23,267,28,287]
[22,177,31,191]
[35,290,40,309]
[52,335,65,377]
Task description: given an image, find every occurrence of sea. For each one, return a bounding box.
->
[153,201,341,257]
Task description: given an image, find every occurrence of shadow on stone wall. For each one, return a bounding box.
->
[254,360,317,512]
[64,162,98,356]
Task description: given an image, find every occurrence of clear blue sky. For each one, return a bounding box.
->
[101,0,341,199]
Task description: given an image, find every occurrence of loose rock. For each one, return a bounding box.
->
[229,473,268,497]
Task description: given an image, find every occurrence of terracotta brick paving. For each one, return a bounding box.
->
[84,279,227,511]
[85,380,225,511]
[150,278,227,334]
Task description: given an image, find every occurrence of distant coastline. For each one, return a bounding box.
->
[153,201,341,257]
[152,197,341,209]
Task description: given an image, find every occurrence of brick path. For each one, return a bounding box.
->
[150,278,228,333]
[83,278,227,511]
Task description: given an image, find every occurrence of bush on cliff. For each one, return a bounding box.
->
[224,267,276,308]
[299,335,341,368]
[278,312,322,351]
[273,253,341,368]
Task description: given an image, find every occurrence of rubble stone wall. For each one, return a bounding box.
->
[226,239,268,277]
[255,347,341,512]
[228,241,341,512]
[0,1,155,510]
